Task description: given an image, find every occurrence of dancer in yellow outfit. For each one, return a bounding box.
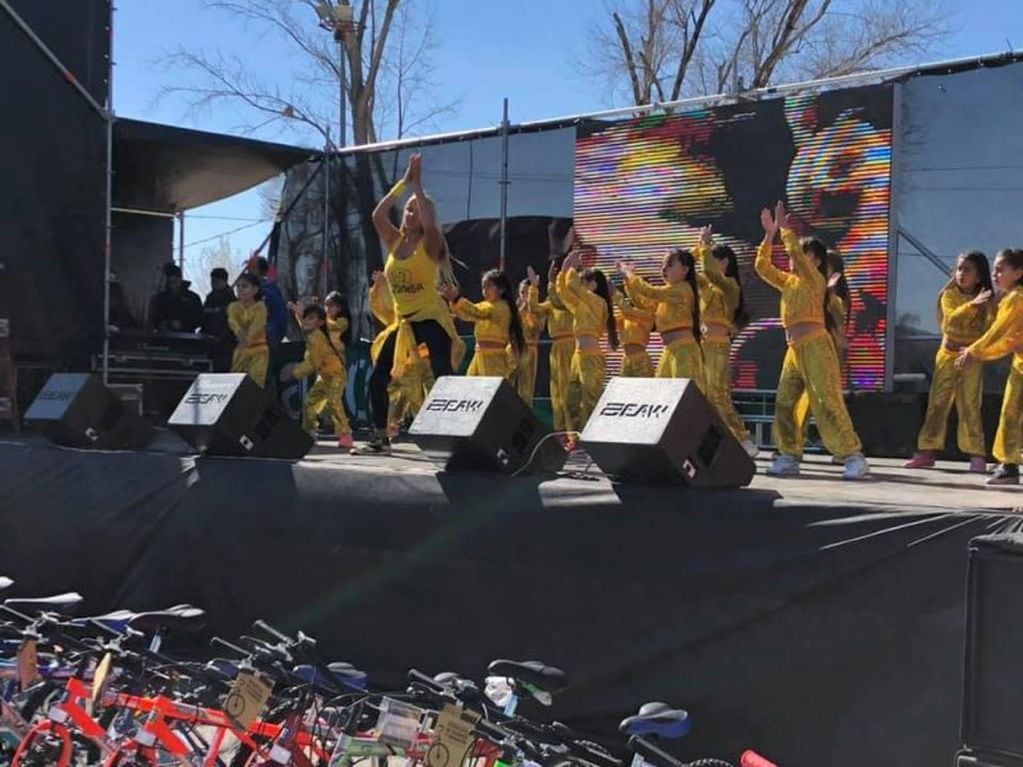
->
[228,273,269,387]
[291,304,352,449]
[756,201,868,479]
[529,261,575,436]
[513,267,549,406]
[617,249,704,387]
[905,251,993,473]
[957,248,1023,485]
[558,249,619,441]
[441,269,525,378]
[614,289,655,377]
[793,250,851,458]
[355,153,464,455]
[694,226,758,456]
[368,272,433,438]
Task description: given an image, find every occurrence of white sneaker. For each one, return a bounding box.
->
[741,440,760,458]
[767,454,800,476]
[843,452,870,480]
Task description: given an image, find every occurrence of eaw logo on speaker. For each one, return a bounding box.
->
[598,402,670,419]
[424,398,485,414]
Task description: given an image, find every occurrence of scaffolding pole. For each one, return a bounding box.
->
[499,98,509,272]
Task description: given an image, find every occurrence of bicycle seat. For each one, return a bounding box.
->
[70,609,137,633]
[0,576,13,592]
[487,659,568,695]
[619,702,691,739]
[327,661,369,690]
[5,592,84,616]
[434,672,481,703]
[128,605,206,635]
[206,658,240,681]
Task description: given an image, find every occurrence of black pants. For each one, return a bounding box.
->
[369,319,453,429]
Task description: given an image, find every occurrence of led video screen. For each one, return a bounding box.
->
[574,84,893,391]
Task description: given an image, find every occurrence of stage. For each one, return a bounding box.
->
[1,434,1021,766]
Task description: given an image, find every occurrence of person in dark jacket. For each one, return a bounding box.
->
[149,262,203,334]
[202,267,237,371]
[249,256,288,345]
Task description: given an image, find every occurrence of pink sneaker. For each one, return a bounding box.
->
[903,451,935,469]
[969,456,989,474]
[337,434,354,450]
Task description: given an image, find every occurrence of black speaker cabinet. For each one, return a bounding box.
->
[957,750,1023,767]
[167,373,313,459]
[961,534,1023,765]
[580,376,754,487]
[408,376,567,475]
[24,373,154,449]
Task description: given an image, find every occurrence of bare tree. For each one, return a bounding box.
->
[586,0,950,105]
[160,0,457,146]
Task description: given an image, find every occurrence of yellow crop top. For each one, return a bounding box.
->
[327,316,348,353]
[530,283,574,340]
[558,267,609,339]
[384,241,442,317]
[755,228,825,328]
[519,292,546,347]
[939,286,992,345]
[625,273,696,334]
[293,329,345,379]
[452,298,512,346]
[695,244,740,329]
[614,292,655,346]
[968,287,1023,362]
[228,301,268,347]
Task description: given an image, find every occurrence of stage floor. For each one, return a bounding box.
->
[301,438,1023,514]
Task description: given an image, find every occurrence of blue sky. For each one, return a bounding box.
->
[113,0,1022,293]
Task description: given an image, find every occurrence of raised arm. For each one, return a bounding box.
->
[622,271,688,302]
[373,157,415,251]
[754,207,789,291]
[695,230,740,304]
[406,154,445,263]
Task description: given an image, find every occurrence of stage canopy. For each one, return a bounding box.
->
[112,118,316,214]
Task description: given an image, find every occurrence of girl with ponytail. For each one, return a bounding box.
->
[756,200,868,480]
[558,248,619,443]
[616,248,704,387]
[441,269,524,378]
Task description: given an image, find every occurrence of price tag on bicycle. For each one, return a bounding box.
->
[16,639,39,691]
[426,704,480,767]
[376,697,423,750]
[224,670,274,730]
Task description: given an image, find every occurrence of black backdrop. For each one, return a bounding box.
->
[0,0,110,359]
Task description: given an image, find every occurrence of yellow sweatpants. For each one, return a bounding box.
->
[994,355,1023,465]
[620,348,654,377]
[568,350,605,434]
[303,374,351,436]
[549,339,574,433]
[232,346,269,388]
[916,347,985,456]
[793,331,846,450]
[514,346,538,406]
[702,339,750,443]
[467,347,512,378]
[774,330,862,459]
[656,339,705,390]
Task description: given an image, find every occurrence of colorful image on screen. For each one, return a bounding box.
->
[573,84,893,391]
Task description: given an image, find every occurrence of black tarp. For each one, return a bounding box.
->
[112,119,315,214]
[0,439,1016,766]
[0,1,109,359]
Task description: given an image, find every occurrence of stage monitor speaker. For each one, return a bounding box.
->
[580,376,754,487]
[408,376,567,475]
[956,750,1023,767]
[167,373,313,459]
[24,373,155,449]
[961,534,1023,764]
